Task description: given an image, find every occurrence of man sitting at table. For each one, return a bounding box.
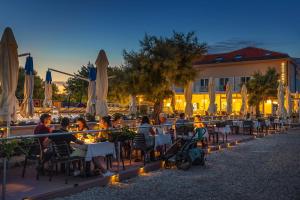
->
[50,117,87,176]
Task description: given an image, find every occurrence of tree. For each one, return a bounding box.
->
[122,32,207,122]
[16,67,45,100]
[246,67,279,116]
[65,65,89,103]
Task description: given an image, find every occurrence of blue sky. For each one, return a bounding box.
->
[1,0,300,81]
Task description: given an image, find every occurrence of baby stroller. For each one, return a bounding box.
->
[163,128,206,170]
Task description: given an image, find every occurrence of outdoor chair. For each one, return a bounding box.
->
[215,122,228,143]
[48,141,85,184]
[207,124,218,144]
[21,138,43,180]
[225,120,239,134]
[175,123,194,138]
[132,133,154,165]
[243,120,253,135]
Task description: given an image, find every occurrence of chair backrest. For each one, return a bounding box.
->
[225,120,233,126]
[243,120,253,127]
[216,121,226,128]
[133,133,146,149]
[51,141,70,158]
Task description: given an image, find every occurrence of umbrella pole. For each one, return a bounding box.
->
[2,158,7,200]
[2,120,11,200]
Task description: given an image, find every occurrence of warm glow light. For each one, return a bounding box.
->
[110,175,119,184]
[207,148,211,153]
[226,143,231,148]
[166,103,171,107]
[139,167,145,174]
[266,99,272,104]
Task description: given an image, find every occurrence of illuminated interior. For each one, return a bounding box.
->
[163,94,282,115]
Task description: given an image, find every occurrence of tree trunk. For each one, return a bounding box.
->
[153,100,163,125]
[170,91,176,114]
[255,103,260,118]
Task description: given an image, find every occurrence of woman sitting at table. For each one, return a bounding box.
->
[112,113,123,129]
[76,117,92,139]
[157,113,172,134]
[137,116,155,147]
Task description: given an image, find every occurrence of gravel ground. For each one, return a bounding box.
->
[55,130,300,200]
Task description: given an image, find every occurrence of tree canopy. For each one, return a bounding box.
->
[246,67,279,115]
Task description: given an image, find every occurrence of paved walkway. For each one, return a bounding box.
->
[55,129,300,200]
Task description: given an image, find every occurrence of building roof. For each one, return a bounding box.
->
[193,47,290,65]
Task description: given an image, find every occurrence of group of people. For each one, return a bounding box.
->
[33,112,205,176]
[33,113,119,177]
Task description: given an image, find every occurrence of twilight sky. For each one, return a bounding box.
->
[1,0,300,81]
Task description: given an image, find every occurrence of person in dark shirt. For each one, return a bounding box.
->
[50,117,85,176]
[34,113,52,148]
[50,117,84,152]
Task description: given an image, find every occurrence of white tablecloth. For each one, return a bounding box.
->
[153,134,172,149]
[85,141,116,161]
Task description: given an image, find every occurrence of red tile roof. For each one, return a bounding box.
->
[193,47,289,65]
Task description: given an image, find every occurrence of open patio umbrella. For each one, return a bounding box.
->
[207,77,216,115]
[277,82,286,119]
[20,56,34,118]
[0,27,19,124]
[285,86,292,117]
[240,84,248,116]
[184,81,194,118]
[95,50,109,117]
[129,95,137,115]
[86,63,97,115]
[225,81,232,115]
[43,70,52,108]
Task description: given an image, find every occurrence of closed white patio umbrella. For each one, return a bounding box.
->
[277,82,286,119]
[225,81,232,115]
[95,50,109,117]
[240,84,248,116]
[129,95,137,115]
[285,86,292,117]
[86,63,97,115]
[0,27,19,124]
[20,56,34,118]
[207,77,216,115]
[43,70,52,108]
[0,27,19,200]
[184,81,194,118]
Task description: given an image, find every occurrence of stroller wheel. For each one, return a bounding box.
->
[193,152,205,166]
[175,153,192,170]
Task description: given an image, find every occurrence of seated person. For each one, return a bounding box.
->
[34,113,53,170]
[175,113,188,126]
[137,116,155,147]
[194,115,204,128]
[50,118,87,176]
[76,117,91,140]
[97,116,112,140]
[156,113,172,134]
[112,113,123,129]
[34,113,53,149]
